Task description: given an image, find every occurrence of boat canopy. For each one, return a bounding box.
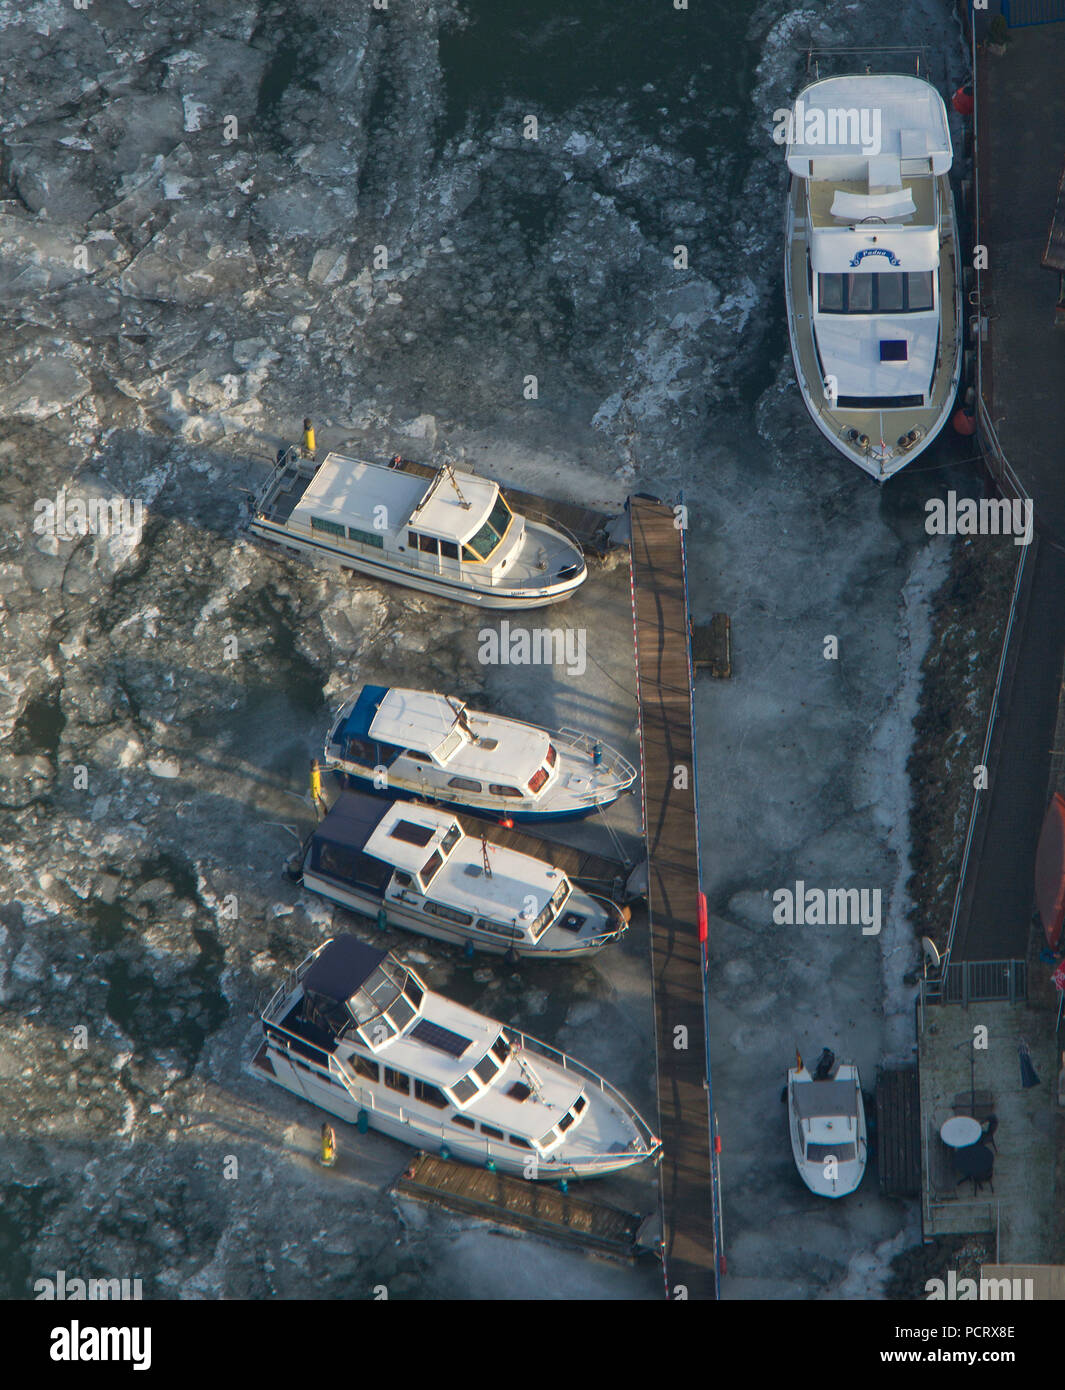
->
[304,935,388,1004]
[785,74,953,177]
[792,1079,858,1119]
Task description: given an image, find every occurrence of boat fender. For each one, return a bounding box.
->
[952,408,977,437]
[440,1144,450,1162]
[464,940,475,960]
[557,1178,568,1194]
[505,946,520,966]
[376,906,388,932]
[485,1157,496,1172]
[697,892,708,943]
[357,1108,369,1135]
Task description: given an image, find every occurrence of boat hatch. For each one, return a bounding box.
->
[389,820,435,848]
[806,1141,857,1163]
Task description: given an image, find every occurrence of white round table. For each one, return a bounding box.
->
[940,1115,982,1148]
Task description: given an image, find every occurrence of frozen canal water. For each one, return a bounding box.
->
[0,0,979,1298]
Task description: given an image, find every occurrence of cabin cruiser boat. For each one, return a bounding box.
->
[249,451,586,607]
[787,1048,868,1197]
[783,73,963,480]
[325,685,637,821]
[297,790,629,958]
[254,935,661,1178]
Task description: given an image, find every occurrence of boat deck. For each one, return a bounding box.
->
[807,175,935,228]
[394,1152,644,1258]
[474,818,633,898]
[628,497,721,1300]
[787,172,961,464]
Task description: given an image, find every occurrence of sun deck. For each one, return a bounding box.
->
[807,175,935,229]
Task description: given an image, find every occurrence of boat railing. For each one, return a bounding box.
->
[520,507,586,559]
[503,1028,661,1153]
[252,446,316,519]
[554,728,638,792]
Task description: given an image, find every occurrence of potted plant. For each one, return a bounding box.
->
[988,15,1008,55]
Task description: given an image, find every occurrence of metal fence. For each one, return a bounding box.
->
[1003,0,1065,26]
[923,959,1028,1008]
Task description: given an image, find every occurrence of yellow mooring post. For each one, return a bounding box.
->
[302,416,316,459]
[320,1122,337,1167]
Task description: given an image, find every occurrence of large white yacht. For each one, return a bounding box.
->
[249,452,586,607]
[254,936,661,1179]
[783,73,963,480]
[325,685,637,822]
[299,790,630,958]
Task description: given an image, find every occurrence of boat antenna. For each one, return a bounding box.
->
[443,462,471,509]
[445,694,472,734]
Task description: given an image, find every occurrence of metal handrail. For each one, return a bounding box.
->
[554,727,638,790]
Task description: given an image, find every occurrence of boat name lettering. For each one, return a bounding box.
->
[848,248,900,268]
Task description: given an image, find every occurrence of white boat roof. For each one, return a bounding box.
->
[786,74,952,177]
[363,801,459,875]
[809,226,940,274]
[369,688,469,752]
[289,453,504,546]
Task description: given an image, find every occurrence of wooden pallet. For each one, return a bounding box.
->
[394,1153,641,1258]
[876,1063,921,1197]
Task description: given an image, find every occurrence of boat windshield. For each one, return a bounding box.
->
[532,879,571,938]
[817,270,934,314]
[806,1141,857,1163]
[463,493,513,562]
[420,850,444,888]
[348,961,404,1026]
[440,823,462,856]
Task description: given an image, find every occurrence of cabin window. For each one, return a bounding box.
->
[449,1076,479,1104]
[509,1135,532,1148]
[347,526,384,550]
[476,919,523,940]
[404,977,424,1009]
[818,270,935,314]
[448,776,482,793]
[404,749,432,765]
[538,1129,558,1149]
[492,1035,510,1062]
[420,851,444,887]
[452,1113,475,1129]
[559,1112,574,1132]
[440,540,459,560]
[386,995,417,1031]
[418,534,438,555]
[385,1067,410,1094]
[528,768,549,794]
[441,824,462,854]
[465,494,513,561]
[408,531,419,548]
[574,1095,587,1114]
[489,784,523,798]
[343,736,376,763]
[311,516,346,538]
[414,1080,448,1109]
[480,1124,504,1140]
[354,1054,380,1082]
[393,870,414,889]
[545,744,557,768]
[474,1053,499,1085]
[423,901,474,926]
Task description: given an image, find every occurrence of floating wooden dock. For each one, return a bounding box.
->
[390,455,618,555]
[628,497,721,1300]
[394,1153,644,1258]
[876,1063,921,1197]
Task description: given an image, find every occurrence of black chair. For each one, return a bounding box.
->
[981,1115,999,1152]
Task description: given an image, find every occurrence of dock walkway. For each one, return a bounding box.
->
[628,498,721,1300]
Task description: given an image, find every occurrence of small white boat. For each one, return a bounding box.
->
[787,1048,868,1197]
[254,935,661,1179]
[783,72,963,480]
[299,789,630,958]
[249,450,586,608]
[325,685,637,822]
